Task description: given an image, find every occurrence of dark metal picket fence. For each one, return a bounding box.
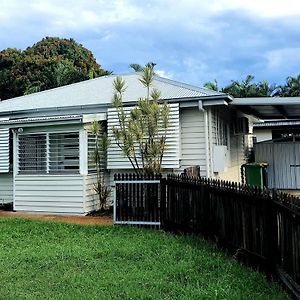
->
[114,173,300,298]
[114,173,163,226]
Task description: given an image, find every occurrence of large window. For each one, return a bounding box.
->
[18,132,79,174]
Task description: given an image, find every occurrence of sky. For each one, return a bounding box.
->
[1,0,300,87]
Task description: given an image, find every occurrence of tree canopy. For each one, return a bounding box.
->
[0,37,111,100]
[204,74,300,97]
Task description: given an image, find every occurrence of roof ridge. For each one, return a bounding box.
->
[153,75,225,96]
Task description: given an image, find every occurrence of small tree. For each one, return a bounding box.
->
[90,121,111,211]
[112,66,170,175]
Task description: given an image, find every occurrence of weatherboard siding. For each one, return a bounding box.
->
[14,175,85,214]
[84,174,99,212]
[0,173,13,204]
[107,103,180,170]
[179,108,207,176]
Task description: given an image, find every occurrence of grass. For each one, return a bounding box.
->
[0,218,290,300]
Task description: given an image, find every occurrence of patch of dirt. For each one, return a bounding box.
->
[0,210,113,225]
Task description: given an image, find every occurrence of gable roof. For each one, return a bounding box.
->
[0,73,226,114]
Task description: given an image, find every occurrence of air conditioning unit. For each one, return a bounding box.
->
[233,117,249,135]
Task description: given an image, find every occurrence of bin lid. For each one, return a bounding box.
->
[243,162,268,167]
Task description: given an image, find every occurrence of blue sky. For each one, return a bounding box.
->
[1,0,300,87]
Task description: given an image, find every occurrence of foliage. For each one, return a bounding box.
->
[0,219,290,299]
[129,61,156,72]
[90,121,111,211]
[282,74,300,96]
[204,74,300,97]
[0,37,111,100]
[203,79,219,91]
[112,65,170,175]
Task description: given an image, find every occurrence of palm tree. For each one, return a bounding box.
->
[282,74,300,96]
[222,75,257,97]
[256,80,269,96]
[129,62,156,72]
[203,79,219,91]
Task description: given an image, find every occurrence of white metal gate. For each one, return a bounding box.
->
[255,142,300,189]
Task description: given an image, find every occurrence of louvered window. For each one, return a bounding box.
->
[18,132,79,174]
[88,133,97,174]
[0,128,10,173]
[49,133,79,173]
[19,134,47,174]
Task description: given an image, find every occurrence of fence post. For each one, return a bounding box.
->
[160,177,166,229]
[265,190,278,274]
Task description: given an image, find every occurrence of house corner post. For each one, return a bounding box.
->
[12,129,18,210]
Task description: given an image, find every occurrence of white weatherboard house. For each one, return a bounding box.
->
[0,73,252,214]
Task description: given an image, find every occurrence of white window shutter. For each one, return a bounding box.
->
[0,128,10,173]
[107,103,180,170]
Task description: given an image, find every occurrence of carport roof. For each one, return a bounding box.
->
[231,97,300,119]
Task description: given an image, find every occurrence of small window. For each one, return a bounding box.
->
[19,134,47,174]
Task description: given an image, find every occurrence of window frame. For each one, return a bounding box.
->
[17,130,80,175]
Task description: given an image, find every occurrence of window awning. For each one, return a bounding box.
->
[0,113,107,129]
[231,97,300,120]
[0,115,83,129]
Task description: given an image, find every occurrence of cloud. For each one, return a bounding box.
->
[212,0,300,18]
[265,47,300,71]
[1,0,300,87]
[155,70,174,79]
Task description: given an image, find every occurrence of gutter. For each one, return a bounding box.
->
[0,95,232,117]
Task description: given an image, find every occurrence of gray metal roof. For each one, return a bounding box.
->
[232,97,300,119]
[0,73,226,114]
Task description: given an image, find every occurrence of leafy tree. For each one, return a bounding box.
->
[90,121,111,211]
[112,65,170,175]
[0,48,23,100]
[0,37,111,100]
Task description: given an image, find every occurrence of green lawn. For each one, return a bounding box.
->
[0,218,290,300]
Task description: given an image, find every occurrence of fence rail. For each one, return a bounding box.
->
[114,173,300,298]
